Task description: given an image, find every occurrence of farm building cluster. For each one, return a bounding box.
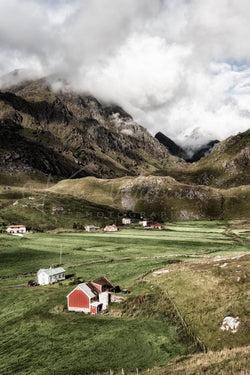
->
[67,277,115,314]
[6,218,162,236]
[36,268,116,315]
[84,218,162,231]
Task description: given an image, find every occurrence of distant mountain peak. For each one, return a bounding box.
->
[155,131,219,162]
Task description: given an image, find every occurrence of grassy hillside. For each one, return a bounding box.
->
[0,186,121,231]
[0,222,249,374]
[50,175,250,220]
[137,346,250,375]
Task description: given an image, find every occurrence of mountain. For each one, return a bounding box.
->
[188,140,220,162]
[49,129,250,221]
[155,131,219,162]
[155,132,187,159]
[0,76,249,225]
[0,78,179,185]
[155,129,250,188]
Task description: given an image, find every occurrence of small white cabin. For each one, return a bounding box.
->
[37,267,65,285]
[85,225,97,232]
[7,225,26,234]
[122,218,131,225]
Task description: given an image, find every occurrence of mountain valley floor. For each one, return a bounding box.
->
[0,221,249,375]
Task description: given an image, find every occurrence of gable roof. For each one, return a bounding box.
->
[150,223,162,227]
[67,282,98,299]
[7,225,26,228]
[92,276,114,288]
[86,282,100,295]
[38,267,65,277]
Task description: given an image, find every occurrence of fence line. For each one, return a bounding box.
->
[158,283,207,353]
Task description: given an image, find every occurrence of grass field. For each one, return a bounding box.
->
[0,221,249,374]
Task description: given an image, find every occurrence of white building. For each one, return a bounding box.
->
[37,267,65,285]
[85,225,97,232]
[6,225,26,234]
[122,218,131,225]
[104,224,118,232]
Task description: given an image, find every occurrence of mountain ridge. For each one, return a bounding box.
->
[0,78,180,183]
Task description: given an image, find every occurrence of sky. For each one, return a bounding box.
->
[0,0,250,149]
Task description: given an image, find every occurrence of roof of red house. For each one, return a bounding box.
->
[92,276,114,288]
[8,225,25,228]
[86,282,99,295]
[150,223,162,227]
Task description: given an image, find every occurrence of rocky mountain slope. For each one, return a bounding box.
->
[0,77,249,223]
[50,175,250,220]
[154,129,250,188]
[49,129,250,221]
[0,78,179,184]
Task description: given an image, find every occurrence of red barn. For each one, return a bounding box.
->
[149,223,162,229]
[91,277,114,293]
[67,282,102,314]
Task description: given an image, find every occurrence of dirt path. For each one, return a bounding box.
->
[0,285,27,290]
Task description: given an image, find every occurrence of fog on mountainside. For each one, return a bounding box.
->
[1,1,250,148]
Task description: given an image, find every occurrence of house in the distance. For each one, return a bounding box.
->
[67,277,115,314]
[37,267,66,285]
[122,217,131,225]
[85,225,97,232]
[142,220,151,227]
[6,225,26,234]
[149,223,162,230]
[104,224,118,232]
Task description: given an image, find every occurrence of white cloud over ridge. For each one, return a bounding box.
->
[0,0,250,149]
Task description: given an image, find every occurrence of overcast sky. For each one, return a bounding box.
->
[0,0,250,148]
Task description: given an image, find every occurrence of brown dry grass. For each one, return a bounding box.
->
[139,346,250,375]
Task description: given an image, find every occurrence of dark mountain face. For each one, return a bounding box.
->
[155,131,219,162]
[0,78,180,183]
[154,128,250,188]
[186,140,220,162]
[155,132,187,159]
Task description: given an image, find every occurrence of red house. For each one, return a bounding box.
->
[67,282,102,314]
[149,223,162,229]
[67,277,114,314]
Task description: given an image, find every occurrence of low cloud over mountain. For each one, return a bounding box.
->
[1,0,250,147]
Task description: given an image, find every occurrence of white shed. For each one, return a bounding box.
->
[85,225,97,232]
[37,267,66,285]
[122,218,131,225]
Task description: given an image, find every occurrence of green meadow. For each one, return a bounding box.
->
[0,221,249,374]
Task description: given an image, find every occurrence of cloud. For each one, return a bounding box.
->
[0,0,250,149]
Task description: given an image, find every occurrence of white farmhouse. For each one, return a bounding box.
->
[85,225,97,232]
[37,267,65,285]
[104,224,118,232]
[7,225,26,234]
[122,217,131,225]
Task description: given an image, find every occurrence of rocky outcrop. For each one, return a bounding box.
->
[0,78,178,182]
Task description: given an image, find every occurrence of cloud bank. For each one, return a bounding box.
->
[0,0,250,148]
